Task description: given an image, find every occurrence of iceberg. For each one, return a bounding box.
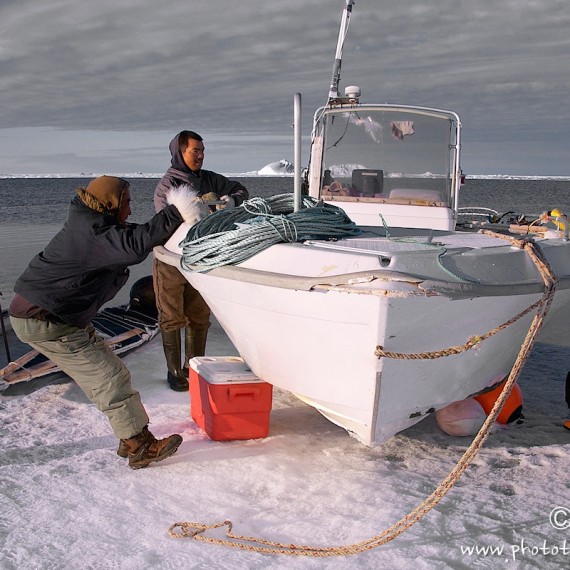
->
[257,159,294,176]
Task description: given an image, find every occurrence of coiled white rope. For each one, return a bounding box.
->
[179,194,360,272]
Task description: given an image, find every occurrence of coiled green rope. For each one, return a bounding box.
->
[179,193,360,272]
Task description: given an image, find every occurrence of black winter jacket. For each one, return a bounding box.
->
[14,196,183,327]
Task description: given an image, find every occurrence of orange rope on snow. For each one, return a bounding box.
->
[168,232,557,556]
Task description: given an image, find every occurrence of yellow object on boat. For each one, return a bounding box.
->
[550,208,566,230]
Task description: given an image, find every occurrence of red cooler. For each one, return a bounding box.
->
[189,356,273,441]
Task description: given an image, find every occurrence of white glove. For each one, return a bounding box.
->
[220,195,236,209]
[166,184,210,225]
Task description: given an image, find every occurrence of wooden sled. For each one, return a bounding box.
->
[0,304,159,389]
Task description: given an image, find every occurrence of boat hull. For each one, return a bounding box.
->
[186,273,544,445]
[155,232,570,445]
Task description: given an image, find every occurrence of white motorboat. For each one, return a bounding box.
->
[155,1,570,446]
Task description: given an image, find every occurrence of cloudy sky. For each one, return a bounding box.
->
[1,0,569,176]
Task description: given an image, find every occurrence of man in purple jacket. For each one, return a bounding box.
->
[153,131,248,391]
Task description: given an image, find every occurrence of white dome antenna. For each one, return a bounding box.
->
[344,85,361,102]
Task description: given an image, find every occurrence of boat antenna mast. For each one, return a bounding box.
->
[327,0,355,103]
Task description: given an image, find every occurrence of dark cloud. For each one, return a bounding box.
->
[1,0,569,175]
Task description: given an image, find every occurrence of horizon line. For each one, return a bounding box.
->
[2,173,570,181]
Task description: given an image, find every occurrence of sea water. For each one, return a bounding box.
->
[2,176,570,227]
[0,177,295,226]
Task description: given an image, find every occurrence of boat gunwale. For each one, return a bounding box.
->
[154,245,569,299]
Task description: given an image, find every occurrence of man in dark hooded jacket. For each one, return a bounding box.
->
[153,130,248,391]
[9,176,207,469]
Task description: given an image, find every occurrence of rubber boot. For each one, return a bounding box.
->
[183,325,209,373]
[120,426,182,469]
[192,325,209,358]
[162,329,188,391]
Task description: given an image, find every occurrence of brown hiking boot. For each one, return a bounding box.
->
[116,440,128,458]
[120,426,183,469]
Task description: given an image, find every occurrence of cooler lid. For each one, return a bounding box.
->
[189,356,263,384]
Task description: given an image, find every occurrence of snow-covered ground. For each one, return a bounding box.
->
[1,240,569,569]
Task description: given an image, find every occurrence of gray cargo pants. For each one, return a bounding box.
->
[10,316,149,440]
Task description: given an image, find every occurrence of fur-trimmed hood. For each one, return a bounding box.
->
[76,176,129,216]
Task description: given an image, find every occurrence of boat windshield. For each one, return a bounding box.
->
[319,107,457,205]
